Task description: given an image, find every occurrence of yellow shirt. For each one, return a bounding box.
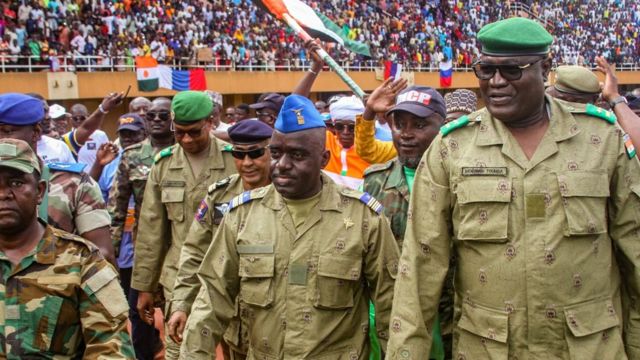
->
[354,114,397,164]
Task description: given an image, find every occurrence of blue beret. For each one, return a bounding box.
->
[228,119,274,144]
[275,95,325,133]
[0,93,45,126]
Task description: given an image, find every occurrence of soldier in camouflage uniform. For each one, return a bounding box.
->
[199,95,399,359]
[167,120,273,360]
[132,91,236,360]
[108,97,173,360]
[0,93,115,265]
[0,138,134,359]
[362,84,449,360]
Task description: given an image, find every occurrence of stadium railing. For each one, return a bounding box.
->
[0,55,638,73]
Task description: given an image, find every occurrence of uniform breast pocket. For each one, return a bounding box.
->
[19,296,67,352]
[161,187,185,222]
[455,178,512,242]
[313,255,362,310]
[239,255,275,308]
[557,172,609,236]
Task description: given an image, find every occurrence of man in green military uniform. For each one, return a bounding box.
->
[108,99,174,359]
[388,17,640,359]
[0,93,116,265]
[131,91,236,359]
[362,85,449,360]
[546,65,601,104]
[197,94,399,359]
[0,138,134,359]
[167,120,273,360]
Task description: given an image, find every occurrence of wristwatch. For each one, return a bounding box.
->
[609,95,628,109]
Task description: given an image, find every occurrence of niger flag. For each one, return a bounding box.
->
[136,56,159,92]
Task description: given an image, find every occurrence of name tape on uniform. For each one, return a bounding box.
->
[462,167,508,176]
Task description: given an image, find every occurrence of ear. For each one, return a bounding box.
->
[541,56,552,80]
[36,179,47,205]
[320,149,330,168]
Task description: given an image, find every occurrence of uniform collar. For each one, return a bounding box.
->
[384,159,410,198]
[34,224,57,265]
[262,173,342,212]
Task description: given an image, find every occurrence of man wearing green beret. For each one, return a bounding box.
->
[388,17,640,359]
[546,65,601,104]
[131,90,236,360]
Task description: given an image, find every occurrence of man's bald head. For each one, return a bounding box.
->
[129,97,152,117]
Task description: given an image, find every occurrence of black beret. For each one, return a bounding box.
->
[228,119,274,144]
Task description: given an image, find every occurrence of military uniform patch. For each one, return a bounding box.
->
[195,199,208,222]
[358,192,384,214]
[440,115,470,136]
[47,162,86,173]
[624,133,636,159]
[154,145,175,163]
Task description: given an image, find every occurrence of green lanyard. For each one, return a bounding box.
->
[38,165,50,223]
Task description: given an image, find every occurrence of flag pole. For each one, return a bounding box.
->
[282,13,366,99]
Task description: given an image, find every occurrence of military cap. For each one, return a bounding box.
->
[0,138,42,174]
[275,95,326,133]
[117,113,145,132]
[171,91,213,124]
[250,93,285,113]
[0,93,45,126]
[388,86,446,118]
[228,119,274,144]
[444,89,478,114]
[553,65,600,95]
[478,17,553,56]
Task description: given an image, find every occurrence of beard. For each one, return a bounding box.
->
[398,155,421,169]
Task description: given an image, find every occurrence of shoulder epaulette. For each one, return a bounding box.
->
[154,145,176,163]
[222,144,233,152]
[364,159,394,177]
[123,142,143,152]
[341,188,384,214]
[440,115,470,136]
[51,227,98,250]
[576,104,617,124]
[47,162,86,173]
[208,176,233,194]
[227,187,267,211]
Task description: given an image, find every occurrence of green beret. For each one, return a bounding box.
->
[554,65,600,95]
[478,17,553,56]
[171,91,213,124]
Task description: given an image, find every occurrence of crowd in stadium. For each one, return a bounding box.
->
[0,0,639,70]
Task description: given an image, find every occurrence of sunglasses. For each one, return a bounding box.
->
[146,111,171,121]
[472,58,543,81]
[72,116,86,122]
[334,123,355,132]
[231,147,267,160]
[173,125,206,138]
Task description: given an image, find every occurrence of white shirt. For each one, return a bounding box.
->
[37,135,76,165]
[77,130,109,169]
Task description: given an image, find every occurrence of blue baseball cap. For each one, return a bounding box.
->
[0,93,45,126]
[117,113,145,132]
[274,95,326,133]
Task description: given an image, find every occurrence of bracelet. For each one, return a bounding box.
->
[98,104,109,114]
[308,68,318,75]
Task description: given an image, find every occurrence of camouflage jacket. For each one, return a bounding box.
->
[108,138,155,251]
[46,163,111,235]
[363,158,410,250]
[0,225,134,359]
[363,158,454,337]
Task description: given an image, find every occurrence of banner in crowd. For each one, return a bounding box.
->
[136,57,207,92]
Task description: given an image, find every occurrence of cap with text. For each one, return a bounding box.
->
[387,86,446,119]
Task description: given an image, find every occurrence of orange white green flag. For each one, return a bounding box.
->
[136,56,159,92]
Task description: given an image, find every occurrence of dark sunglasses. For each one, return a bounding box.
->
[231,147,267,160]
[472,58,543,81]
[146,111,171,121]
[334,123,355,132]
[72,116,86,122]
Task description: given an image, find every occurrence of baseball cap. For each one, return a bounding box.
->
[387,86,446,119]
[49,104,67,119]
[117,113,145,132]
[250,93,285,113]
[0,138,42,175]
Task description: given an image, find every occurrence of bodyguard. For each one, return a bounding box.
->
[198,95,399,359]
[388,17,640,359]
[131,91,236,359]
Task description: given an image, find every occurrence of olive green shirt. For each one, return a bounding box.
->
[387,98,640,359]
[131,137,236,293]
[198,175,399,359]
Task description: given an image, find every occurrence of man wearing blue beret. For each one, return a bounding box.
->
[0,92,116,265]
[131,90,237,360]
[388,17,640,359]
[199,94,399,359]
[168,119,274,360]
